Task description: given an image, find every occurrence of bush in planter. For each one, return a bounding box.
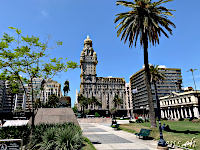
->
[30,123,84,150]
[0,125,31,145]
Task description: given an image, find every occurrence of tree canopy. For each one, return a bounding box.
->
[115,0,175,128]
[0,27,78,110]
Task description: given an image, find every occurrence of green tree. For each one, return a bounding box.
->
[72,106,78,113]
[77,94,88,117]
[47,94,59,108]
[149,64,166,146]
[63,79,70,96]
[115,0,175,127]
[149,64,165,119]
[0,27,78,128]
[113,95,123,109]
[91,96,102,109]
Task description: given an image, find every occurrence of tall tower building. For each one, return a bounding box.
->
[80,36,98,87]
[79,36,126,116]
[130,65,183,117]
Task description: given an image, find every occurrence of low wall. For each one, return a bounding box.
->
[77,118,112,123]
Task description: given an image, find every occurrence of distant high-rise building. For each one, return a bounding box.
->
[79,36,126,116]
[41,78,62,104]
[0,80,26,113]
[130,65,183,117]
[0,78,62,113]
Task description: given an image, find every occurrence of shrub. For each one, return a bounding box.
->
[95,112,100,117]
[189,117,198,121]
[129,120,135,123]
[31,123,84,150]
[0,125,31,145]
[163,117,168,120]
[178,118,184,121]
[136,118,144,123]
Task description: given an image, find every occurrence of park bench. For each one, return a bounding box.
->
[135,128,152,139]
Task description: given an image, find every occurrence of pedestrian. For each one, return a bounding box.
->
[161,123,166,130]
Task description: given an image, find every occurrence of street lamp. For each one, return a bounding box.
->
[155,85,167,147]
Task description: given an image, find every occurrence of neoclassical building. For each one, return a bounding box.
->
[160,91,200,119]
[79,36,126,115]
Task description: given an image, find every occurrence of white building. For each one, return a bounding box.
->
[160,91,200,119]
[41,78,62,104]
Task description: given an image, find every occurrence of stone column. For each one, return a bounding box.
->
[170,109,173,119]
[180,107,184,118]
[167,109,170,118]
[173,108,177,119]
[177,107,180,119]
[193,105,199,118]
[189,107,192,118]
[161,109,164,118]
[184,107,188,118]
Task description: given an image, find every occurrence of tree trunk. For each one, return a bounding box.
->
[143,33,157,128]
[154,82,160,120]
[31,78,35,130]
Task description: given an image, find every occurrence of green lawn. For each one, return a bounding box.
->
[119,120,200,150]
[81,138,96,150]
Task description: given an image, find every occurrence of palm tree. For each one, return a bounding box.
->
[63,79,70,96]
[113,95,123,110]
[149,65,165,120]
[149,65,166,146]
[115,0,175,127]
[187,69,197,91]
[77,94,88,117]
[91,96,101,109]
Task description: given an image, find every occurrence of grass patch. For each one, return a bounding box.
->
[119,120,200,149]
[81,137,96,150]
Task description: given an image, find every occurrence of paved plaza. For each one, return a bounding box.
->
[79,122,159,150]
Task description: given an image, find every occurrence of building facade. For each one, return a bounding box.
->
[40,78,62,104]
[0,80,26,113]
[160,91,200,119]
[79,36,126,114]
[0,78,62,113]
[129,65,183,117]
[125,83,133,117]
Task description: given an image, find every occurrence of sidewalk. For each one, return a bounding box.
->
[80,123,159,150]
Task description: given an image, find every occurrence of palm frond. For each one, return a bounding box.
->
[115,0,175,48]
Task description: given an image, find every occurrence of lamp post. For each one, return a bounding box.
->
[155,84,167,147]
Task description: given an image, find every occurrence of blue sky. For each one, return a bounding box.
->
[1,0,200,107]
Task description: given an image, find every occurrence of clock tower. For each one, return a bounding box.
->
[80,36,98,94]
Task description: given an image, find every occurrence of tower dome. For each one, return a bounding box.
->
[84,35,92,46]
